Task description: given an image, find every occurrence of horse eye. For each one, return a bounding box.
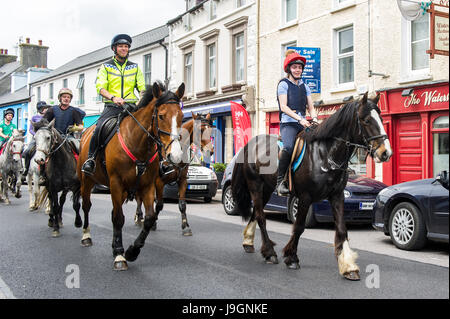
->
[159,114,164,120]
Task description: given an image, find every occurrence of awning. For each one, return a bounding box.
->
[182,99,241,119]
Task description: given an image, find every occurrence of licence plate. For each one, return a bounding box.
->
[359,202,374,210]
[188,184,207,190]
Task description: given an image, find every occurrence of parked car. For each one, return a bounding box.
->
[163,164,218,203]
[221,153,387,227]
[372,171,449,250]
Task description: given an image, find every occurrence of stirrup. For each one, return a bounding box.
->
[81,158,96,176]
[277,180,290,197]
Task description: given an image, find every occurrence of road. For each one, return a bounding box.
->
[0,188,448,300]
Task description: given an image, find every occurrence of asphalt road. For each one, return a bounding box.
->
[0,188,448,300]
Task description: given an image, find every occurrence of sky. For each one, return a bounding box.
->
[0,0,186,69]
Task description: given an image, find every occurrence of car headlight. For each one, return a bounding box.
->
[210,171,217,180]
[344,190,351,198]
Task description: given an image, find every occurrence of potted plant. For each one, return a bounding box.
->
[212,163,227,189]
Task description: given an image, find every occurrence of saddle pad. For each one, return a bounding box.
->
[292,140,306,172]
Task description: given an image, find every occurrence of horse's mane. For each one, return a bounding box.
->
[33,118,50,131]
[303,100,358,143]
[137,80,167,109]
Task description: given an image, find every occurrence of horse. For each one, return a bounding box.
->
[26,145,51,213]
[77,81,185,271]
[231,93,392,281]
[32,119,82,237]
[134,112,215,236]
[0,131,25,204]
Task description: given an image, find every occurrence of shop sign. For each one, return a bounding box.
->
[403,89,449,108]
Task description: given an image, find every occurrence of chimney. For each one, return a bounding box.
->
[0,47,18,68]
[19,38,49,69]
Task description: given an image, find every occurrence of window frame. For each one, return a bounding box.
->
[143,53,152,85]
[77,74,85,105]
[281,0,297,25]
[209,0,217,20]
[236,0,246,8]
[207,42,217,90]
[334,25,354,88]
[184,50,194,95]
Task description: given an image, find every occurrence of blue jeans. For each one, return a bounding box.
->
[280,123,303,156]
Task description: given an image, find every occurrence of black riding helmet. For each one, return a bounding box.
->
[36,101,49,113]
[3,108,14,118]
[111,34,132,50]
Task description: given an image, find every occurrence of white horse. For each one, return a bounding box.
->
[26,148,51,213]
[0,131,25,204]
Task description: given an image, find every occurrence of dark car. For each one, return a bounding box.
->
[372,171,449,250]
[221,153,387,227]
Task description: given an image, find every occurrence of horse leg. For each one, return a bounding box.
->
[151,177,165,231]
[80,178,94,247]
[282,194,311,269]
[58,190,68,228]
[242,218,257,253]
[48,190,61,237]
[177,177,192,236]
[2,178,10,204]
[125,182,156,263]
[73,186,82,228]
[134,197,144,227]
[28,173,37,211]
[110,179,127,270]
[249,191,278,264]
[14,171,22,198]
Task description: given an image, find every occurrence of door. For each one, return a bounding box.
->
[395,115,422,183]
[428,182,449,237]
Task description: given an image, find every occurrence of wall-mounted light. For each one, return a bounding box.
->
[401,88,414,97]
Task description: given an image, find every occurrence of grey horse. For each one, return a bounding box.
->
[0,131,25,204]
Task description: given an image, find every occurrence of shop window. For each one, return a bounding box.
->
[348,148,367,176]
[432,115,449,176]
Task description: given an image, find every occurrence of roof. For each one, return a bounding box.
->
[0,86,30,107]
[31,25,169,85]
[0,61,22,82]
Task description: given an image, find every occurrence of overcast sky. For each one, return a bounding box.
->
[0,0,186,69]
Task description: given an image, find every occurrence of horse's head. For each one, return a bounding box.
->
[192,112,214,156]
[152,82,184,165]
[33,119,57,165]
[357,92,392,163]
[8,135,24,164]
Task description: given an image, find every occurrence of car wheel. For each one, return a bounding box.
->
[204,197,212,203]
[222,185,238,215]
[389,202,427,251]
[288,196,317,228]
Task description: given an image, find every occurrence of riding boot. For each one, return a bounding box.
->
[22,150,31,177]
[276,149,291,196]
[81,131,99,176]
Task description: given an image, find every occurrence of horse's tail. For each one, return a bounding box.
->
[231,160,252,221]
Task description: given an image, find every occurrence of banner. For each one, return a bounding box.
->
[230,101,252,153]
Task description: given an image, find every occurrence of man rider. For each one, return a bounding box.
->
[0,108,18,150]
[81,33,146,176]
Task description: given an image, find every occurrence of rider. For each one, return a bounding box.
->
[276,49,318,196]
[81,33,146,176]
[22,101,50,177]
[0,108,18,150]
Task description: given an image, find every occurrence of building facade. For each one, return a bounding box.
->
[257,0,449,184]
[168,0,257,164]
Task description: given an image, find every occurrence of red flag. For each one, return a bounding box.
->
[230,101,252,153]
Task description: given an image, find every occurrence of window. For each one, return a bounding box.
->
[411,14,429,71]
[184,52,193,94]
[209,0,217,20]
[336,26,354,84]
[432,116,449,176]
[77,74,85,105]
[283,0,297,24]
[207,43,217,89]
[236,0,246,7]
[234,32,245,82]
[144,54,152,85]
[49,83,54,100]
[37,87,41,101]
[281,41,297,76]
[63,78,68,88]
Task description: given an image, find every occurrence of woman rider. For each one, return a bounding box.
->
[276,49,318,196]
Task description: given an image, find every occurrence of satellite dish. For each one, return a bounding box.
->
[397,0,422,21]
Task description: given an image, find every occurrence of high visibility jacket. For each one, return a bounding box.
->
[96,57,146,103]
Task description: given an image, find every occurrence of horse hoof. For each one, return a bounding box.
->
[74,220,82,228]
[52,231,61,238]
[265,256,279,264]
[286,262,300,270]
[113,261,128,271]
[182,228,192,236]
[151,223,157,231]
[48,220,53,228]
[344,271,360,281]
[81,238,93,247]
[243,245,255,253]
[15,194,21,199]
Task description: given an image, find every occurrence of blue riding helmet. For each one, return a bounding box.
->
[111,34,132,50]
[36,101,49,112]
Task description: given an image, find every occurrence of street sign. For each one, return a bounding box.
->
[287,47,321,93]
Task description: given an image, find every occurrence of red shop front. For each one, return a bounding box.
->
[378,81,449,186]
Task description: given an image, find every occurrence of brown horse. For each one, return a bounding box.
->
[77,82,185,271]
[134,112,214,236]
[231,93,392,280]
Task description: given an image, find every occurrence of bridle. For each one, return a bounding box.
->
[35,127,67,159]
[6,137,24,158]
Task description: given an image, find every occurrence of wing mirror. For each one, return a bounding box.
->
[435,171,449,190]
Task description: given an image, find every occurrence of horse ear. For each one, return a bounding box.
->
[176,83,185,100]
[48,118,56,128]
[192,112,197,120]
[360,92,368,105]
[152,82,162,99]
[373,92,381,105]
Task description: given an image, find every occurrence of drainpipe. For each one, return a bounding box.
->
[256,0,260,135]
[159,40,169,88]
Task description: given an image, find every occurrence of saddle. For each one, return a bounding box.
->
[288,136,306,193]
